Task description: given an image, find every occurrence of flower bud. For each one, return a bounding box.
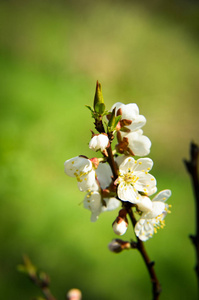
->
[108,239,131,253]
[112,209,128,236]
[67,289,82,300]
[89,134,109,152]
[93,81,105,114]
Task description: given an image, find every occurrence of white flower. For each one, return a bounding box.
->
[84,162,120,222]
[64,156,96,192]
[117,157,157,203]
[111,102,146,132]
[121,129,151,156]
[135,190,172,241]
[89,134,109,152]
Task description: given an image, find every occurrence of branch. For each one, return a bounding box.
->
[124,203,161,300]
[184,142,199,286]
[106,144,161,299]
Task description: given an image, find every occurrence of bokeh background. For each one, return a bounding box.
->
[0,0,199,299]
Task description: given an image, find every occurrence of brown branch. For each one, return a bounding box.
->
[124,203,161,300]
[106,142,161,299]
[184,142,199,287]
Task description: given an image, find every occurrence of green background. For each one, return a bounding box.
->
[0,0,198,299]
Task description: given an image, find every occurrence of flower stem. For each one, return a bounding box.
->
[124,203,161,300]
[106,139,161,299]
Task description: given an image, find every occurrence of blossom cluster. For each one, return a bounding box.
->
[64,82,171,241]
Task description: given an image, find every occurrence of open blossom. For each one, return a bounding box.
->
[64,156,96,192]
[117,157,157,204]
[89,134,109,152]
[110,102,146,132]
[84,162,120,222]
[117,129,151,157]
[135,190,172,241]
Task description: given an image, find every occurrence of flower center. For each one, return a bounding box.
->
[120,169,139,185]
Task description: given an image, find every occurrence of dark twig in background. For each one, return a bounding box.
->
[18,255,57,300]
[184,142,199,289]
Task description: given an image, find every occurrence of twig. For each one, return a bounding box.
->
[184,142,199,287]
[18,255,57,300]
[124,203,161,300]
[106,144,161,299]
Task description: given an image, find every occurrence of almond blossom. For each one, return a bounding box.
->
[117,157,157,203]
[64,156,96,192]
[110,102,146,132]
[135,190,172,241]
[84,162,120,222]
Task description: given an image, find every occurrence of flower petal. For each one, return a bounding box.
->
[135,219,154,241]
[64,156,92,177]
[118,183,139,203]
[152,189,172,202]
[133,158,153,172]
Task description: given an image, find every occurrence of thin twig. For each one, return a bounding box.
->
[18,256,57,300]
[124,203,161,300]
[106,143,161,300]
[184,142,199,288]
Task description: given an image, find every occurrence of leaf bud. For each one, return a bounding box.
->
[93,81,105,114]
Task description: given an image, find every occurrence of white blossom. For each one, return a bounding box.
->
[117,157,157,203]
[110,102,146,132]
[64,156,96,192]
[121,129,151,156]
[84,162,120,222]
[89,134,109,152]
[135,190,172,241]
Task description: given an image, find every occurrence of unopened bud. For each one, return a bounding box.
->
[67,288,82,300]
[93,81,105,114]
[112,209,128,235]
[89,134,109,152]
[108,239,131,253]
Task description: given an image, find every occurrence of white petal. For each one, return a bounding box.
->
[128,115,146,131]
[77,170,96,192]
[89,134,109,152]
[84,192,102,222]
[134,173,157,195]
[136,196,153,212]
[145,202,165,219]
[152,190,172,202]
[133,158,153,172]
[120,103,139,120]
[64,156,92,177]
[102,197,121,212]
[119,157,136,174]
[135,219,154,241]
[96,163,113,189]
[118,183,139,203]
[127,131,151,156]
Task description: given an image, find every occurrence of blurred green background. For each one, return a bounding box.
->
[0,0,199,299]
